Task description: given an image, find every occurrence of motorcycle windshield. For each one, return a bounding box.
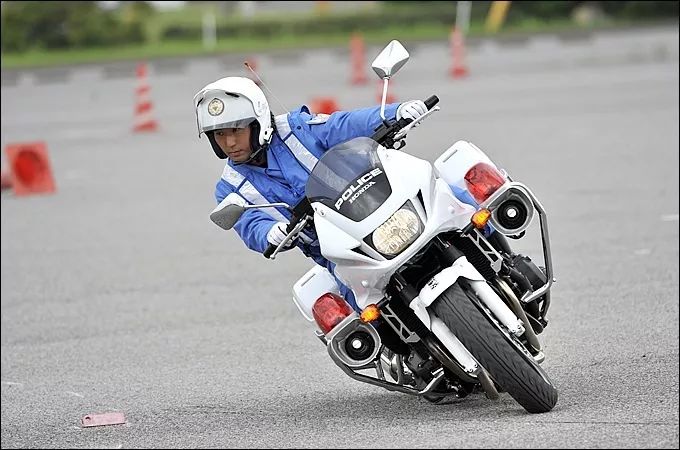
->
[306,137,392,222]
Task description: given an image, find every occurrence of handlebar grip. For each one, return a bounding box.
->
[396,95,438,130]
[263,243,277,259]
[424,95,439,110]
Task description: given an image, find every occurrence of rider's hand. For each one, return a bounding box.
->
[267,222,289,246]
[267,221,299,250]
[396,100,427,124]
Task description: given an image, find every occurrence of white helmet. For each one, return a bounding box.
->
[193,77,274,160]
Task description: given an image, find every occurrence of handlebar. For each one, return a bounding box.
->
[263,197,313,259]
[263,221,296,259]
[371,95,439,148]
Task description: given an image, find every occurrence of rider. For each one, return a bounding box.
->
[194,76,428,312]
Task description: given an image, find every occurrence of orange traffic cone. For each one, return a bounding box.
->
[4,141,56,196]
[310,97,340,115]
[449,26,469,79]
[133,62,158,132]
[350,32,368,85]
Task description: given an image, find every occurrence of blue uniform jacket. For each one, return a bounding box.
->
[214,103,400,275]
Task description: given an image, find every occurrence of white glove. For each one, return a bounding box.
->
[267,222,289,247]
[396,100,427,123]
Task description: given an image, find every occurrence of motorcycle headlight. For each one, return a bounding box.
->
[372,208,422,256]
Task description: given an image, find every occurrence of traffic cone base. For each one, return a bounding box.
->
[451,66,469,78]
[134,120,158,132]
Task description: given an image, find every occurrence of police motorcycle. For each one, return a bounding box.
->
[211,40,558,413]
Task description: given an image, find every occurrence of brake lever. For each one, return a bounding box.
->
[268,216,310,260]
[393,106,440,141]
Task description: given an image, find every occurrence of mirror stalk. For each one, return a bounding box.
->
[379,78,389,121]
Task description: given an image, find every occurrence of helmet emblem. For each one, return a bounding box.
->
[208,98,224,116]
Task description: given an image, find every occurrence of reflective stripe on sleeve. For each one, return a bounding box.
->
[238,181,289,223]
[221,163,289,223]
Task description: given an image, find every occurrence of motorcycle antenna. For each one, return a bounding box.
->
[244,61,289,114]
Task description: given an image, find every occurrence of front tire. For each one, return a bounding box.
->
[431,283,558,413]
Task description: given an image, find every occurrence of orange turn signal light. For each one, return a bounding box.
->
[360,304,381,323]
[471,208,492,229]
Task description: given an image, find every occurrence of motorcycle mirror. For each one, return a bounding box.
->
[372,40,409,120]
[371,40,410,80]
[210,193,247,230]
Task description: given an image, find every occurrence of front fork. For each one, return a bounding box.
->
[407,251,545,361]
[382,239,547,390]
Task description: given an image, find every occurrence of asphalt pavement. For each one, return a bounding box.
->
[1,25,678,448]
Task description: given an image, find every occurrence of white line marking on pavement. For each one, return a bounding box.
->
[1,381,24,386]
[634,248,652,256]
[660,213,679,222]
[65,391,85,398]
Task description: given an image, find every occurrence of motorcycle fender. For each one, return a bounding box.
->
[408,297,432,328]
[408,256,483,328]
[413,256,525,336]
[417,256,485,308]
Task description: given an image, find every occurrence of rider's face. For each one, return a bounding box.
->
[214,127,252,163]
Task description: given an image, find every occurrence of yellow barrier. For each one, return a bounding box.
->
[485,1,512,33]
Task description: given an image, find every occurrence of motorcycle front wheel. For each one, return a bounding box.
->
[430,283,558,413]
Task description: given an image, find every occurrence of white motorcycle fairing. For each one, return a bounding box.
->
[433,140,502,193]
[310,144,477,310]
[292,264,341,322]
[303,139,528,359]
